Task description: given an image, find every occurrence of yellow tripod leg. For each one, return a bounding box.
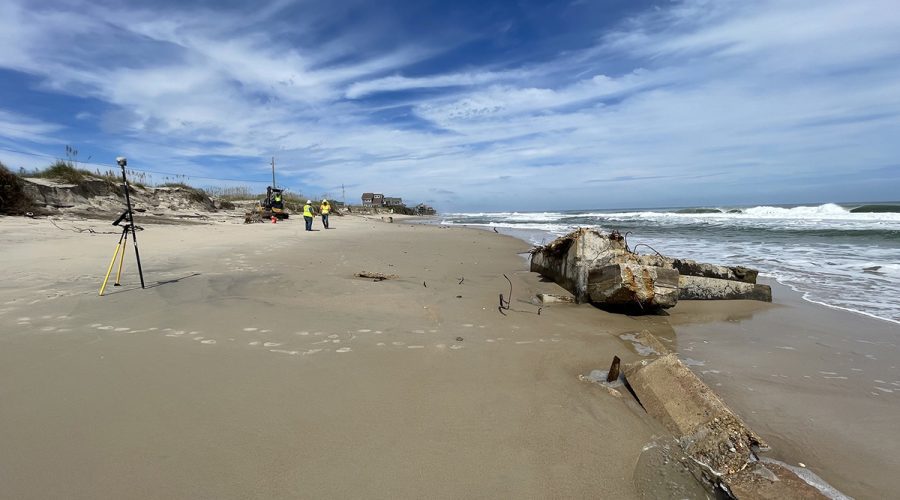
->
[99,239,123,296]
[114,232,128,286]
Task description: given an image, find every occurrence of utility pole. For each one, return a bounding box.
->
[271,157,276,188]
[342,184,346,205]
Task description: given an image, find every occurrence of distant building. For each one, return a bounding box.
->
[362,192,405,208]
[415,203,436,215]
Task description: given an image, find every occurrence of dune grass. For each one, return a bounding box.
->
[0,162,35,215]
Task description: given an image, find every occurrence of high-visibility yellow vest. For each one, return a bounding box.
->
[303,204,313,217]
[320,203,330,214]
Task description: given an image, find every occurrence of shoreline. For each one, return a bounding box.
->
[1,214,896,497]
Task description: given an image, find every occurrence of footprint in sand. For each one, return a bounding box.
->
[392,341,405,346]
[201,339,216,344]
[249,341,261,346]
[336,347,352,353]
[449,345,464,350]
[407,345,425,349]
[263,342,282,347]
[412,329,425,334]
[97,326,114,331]
[271,349,299,355]
[304,349,322,355]
[114,327,130,332]
[376,342,386,347]
[357,329,372,333]
[328,334,339,339]
[40,326,57,332]
[242,327,258,332]
[296,331,310,336]
[462,324,474,328]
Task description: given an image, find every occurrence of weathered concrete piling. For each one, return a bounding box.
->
[530,228,771,310]
[620,335,833,499]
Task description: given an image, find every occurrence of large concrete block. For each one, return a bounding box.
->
[672,258,759,284]
[587,264,680,309]
[624,354,767,476]
[530,228,629,303]
[678,275,772,302]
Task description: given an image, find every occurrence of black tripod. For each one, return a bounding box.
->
[99,159,145,295]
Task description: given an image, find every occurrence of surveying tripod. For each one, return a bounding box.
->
[99,158,145,296]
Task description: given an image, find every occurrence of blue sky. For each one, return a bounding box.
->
[1,0,899,211]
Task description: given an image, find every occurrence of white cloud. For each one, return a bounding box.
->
[1,0,899,209]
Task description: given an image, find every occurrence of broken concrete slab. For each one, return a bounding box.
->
[587,263,680,309]
[620,330,671,356]
[624,354,767,476]
[673,258,759,284]
[530,228,770,310]
[678,275,772,302]
[530,228,629,303]
[725,461,829,500]
[537,293,575,305]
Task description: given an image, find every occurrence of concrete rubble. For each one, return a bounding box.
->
[530,228,771,310]
[624,353,768,476]
[618,332,840,499]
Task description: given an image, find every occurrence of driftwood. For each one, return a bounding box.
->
[354,271,398,282]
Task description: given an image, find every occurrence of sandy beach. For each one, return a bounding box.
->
[1,214,897,498]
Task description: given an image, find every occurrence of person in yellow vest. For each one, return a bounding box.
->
[319,199,331,229]
[302,200,315,231]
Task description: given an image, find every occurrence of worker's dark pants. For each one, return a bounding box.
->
[321,214,329,229]
[304,216,313,231]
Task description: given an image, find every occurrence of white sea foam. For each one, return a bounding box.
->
[440,203,900,323]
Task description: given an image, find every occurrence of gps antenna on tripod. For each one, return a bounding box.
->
[99,157,146,295]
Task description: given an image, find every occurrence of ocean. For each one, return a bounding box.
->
[439,203,900,325]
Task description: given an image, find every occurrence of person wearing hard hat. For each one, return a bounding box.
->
[319,199,331,229]
[302,200,315,231]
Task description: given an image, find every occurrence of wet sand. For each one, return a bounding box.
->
[666,281,900,499]
[1,215,674,499]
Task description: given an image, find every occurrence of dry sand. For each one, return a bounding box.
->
[1,214,678,499]
[3,213,897,498]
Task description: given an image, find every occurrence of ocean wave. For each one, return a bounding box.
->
[439,206,900,324]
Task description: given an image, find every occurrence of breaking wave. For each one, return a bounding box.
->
[439,203,900,324]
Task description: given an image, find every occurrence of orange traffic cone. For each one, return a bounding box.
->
[271,216,277,224]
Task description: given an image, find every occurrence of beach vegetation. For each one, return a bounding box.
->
[0,162,35,215]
